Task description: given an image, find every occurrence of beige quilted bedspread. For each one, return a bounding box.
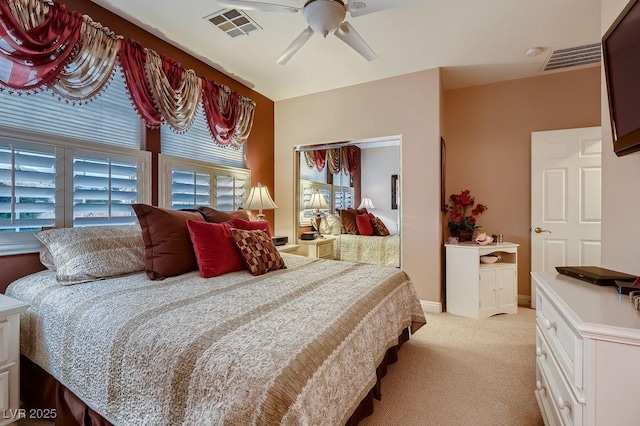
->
[8,254,425,425]
[335,234,400,267]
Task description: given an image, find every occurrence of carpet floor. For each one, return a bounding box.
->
[360,308,544,426]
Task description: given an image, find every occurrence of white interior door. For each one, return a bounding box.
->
[531,127,602,308]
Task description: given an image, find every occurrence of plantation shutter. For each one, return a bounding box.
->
[161,104,245,168]
[72,150,145,226]
[215,172,248,212]
[170,169,211,210]
[333,186,354,211]
[0,68,142,149]
[0,142,57,232]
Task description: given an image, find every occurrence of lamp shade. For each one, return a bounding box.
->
[358,196,375,210]
[243,183,277,220]
[306,191,329,210]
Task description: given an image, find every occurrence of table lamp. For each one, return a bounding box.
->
[358,195,375,210]
[305,190,329,237]
[243,183,278,221]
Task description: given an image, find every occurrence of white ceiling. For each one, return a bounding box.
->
[90,0,602,101]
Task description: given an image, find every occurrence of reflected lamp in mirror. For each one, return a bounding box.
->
[243,183,278,221]
[358,196,375,210]
[305,190,329,236]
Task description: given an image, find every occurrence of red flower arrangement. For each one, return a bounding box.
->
[444,190,488,233]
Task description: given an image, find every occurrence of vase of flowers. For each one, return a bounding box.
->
[444,190,488,242]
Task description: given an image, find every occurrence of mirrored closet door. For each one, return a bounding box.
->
[295,138,400,267]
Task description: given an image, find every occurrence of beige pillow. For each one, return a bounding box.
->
[36,225,145,284]
[325,213,342,235]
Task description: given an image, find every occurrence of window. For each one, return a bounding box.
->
[333,186,354,211]
[0,134,150,255]
[159,154,250,211]
[0,68,142,149]
[161,103,245,168]
[72,149,147,226]
[0,67,148,254]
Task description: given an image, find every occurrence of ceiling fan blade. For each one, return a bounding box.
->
[334,22,377,61]
[276,27,314,65]
[346,0,424,18]
[217,0,300,13]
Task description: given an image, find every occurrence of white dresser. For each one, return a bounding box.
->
[532,271,640,426]
[445,242,518,319]
[0,294,28,425]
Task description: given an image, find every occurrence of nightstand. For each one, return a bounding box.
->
[297,236,336,259]
[0,294,28,425]
[276,244,300,254]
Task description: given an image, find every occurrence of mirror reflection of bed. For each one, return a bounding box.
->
[296,137,400,268]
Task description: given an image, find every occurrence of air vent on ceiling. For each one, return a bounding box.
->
[542,43,601,71]
[205,9,262,38]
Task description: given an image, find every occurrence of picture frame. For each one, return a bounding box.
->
[391,174,398,210]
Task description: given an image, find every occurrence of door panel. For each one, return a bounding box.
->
[531,127,602,308]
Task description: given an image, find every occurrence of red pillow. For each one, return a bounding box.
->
[186,220,245,278]
[230,218,272,238]
[355,214,374,236]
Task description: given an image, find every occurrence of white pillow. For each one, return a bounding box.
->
[325,213,342,235]
[36,225,145,284]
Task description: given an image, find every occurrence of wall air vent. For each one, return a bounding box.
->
[542,43,601,71]
[205,9,262,38]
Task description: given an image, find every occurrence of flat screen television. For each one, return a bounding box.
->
[603,0,640,156]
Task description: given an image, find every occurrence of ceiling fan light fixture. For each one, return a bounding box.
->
[303,0,346,36]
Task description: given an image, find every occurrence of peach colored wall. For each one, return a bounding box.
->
[275,69,443,305]
[601,0,640,275]
[444,67,601,300]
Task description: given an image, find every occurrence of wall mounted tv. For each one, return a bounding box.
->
[603,0,640,156]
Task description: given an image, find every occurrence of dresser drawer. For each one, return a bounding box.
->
[0,321,7,365]
[536,360,562,426]
[317,242,333,259]
[536,290,583,391]
[536,353,583,426]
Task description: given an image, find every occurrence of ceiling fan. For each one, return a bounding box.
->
[217,0,379,65]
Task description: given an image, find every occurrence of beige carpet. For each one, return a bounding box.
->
[360,308,544,426]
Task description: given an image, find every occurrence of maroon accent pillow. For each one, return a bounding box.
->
[186,220,245,278]
[371,217,390,236]
[132,204,205,280]
[340,209,359,234]
[230,218,272,238]
[355,213,375,236]
[231,229,286,276]
[196,206,250,223]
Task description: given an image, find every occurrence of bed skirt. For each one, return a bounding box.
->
[22,328,410,426]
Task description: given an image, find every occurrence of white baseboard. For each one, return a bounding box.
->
[518,294,532,308]
[420,300,442,314]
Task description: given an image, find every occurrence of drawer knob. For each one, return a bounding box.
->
[536,380,546,394]
[544,319,557,331]
[536,347,547,358]
[556,396,571,411]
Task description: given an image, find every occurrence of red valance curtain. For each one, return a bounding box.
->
[0,0,256,148]
[0,0,81,90]
[303,146,357,176]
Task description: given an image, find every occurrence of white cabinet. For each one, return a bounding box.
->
[532,271,640,426]
[0,294,28,425]
[445,242,518,319]
[297,236,335,259]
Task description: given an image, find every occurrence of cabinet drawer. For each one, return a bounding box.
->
[536,360,562,426]
[0,321,7,365]
[317,242,333,259]
[536,356,583,426]
[536,290,583,390]
[0,370,7,411]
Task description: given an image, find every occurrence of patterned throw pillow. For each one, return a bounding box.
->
[36,225,145,284]
[371,217,391,236]
[231,229,286,276]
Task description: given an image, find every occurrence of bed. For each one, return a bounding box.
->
[335,234,400,267]
[8,252,424,425]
